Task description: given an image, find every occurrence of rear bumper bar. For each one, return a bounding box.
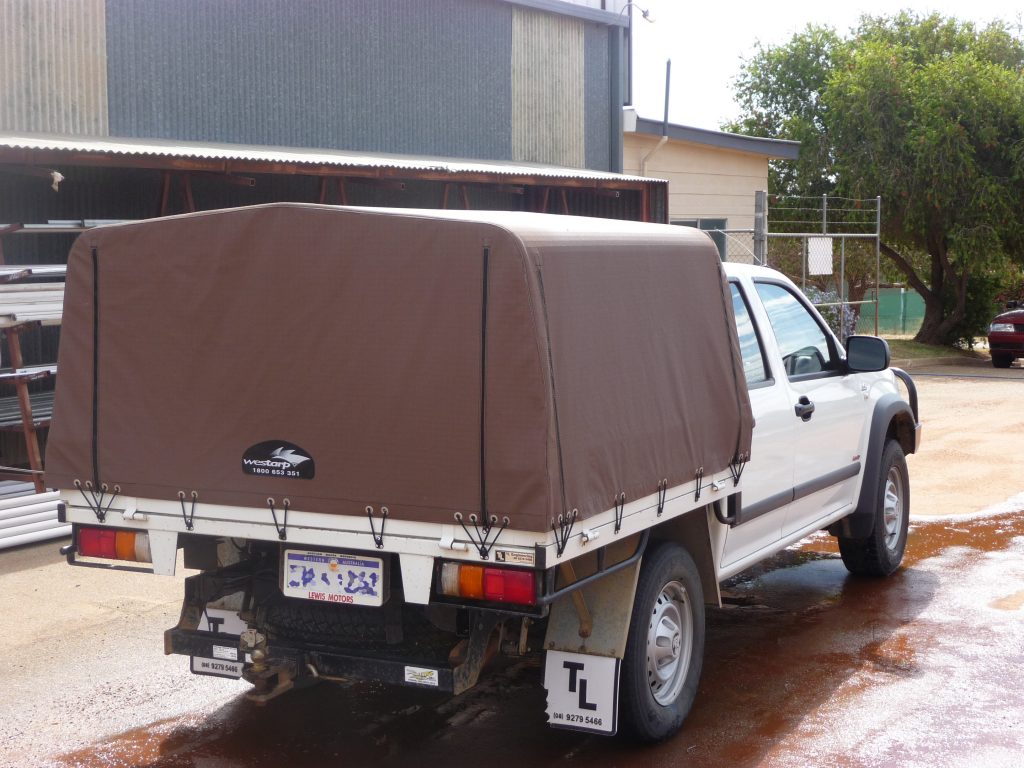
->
[165,627,457,693]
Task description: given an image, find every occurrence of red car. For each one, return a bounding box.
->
[988,305,1024,368]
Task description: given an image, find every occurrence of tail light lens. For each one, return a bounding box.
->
[77,526,152,563]
[440,562,536,605]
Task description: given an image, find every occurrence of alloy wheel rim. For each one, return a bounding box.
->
[646,580,693,706]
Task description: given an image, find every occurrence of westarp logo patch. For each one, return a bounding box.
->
[242,440,316,480]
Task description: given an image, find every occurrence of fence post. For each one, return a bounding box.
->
[754,190,767,266]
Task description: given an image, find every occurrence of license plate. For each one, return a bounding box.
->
[282,549,386,607]
[191,656,243,679]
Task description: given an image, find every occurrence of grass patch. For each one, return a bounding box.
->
[884,338,982,359]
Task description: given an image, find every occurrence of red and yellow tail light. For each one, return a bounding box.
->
[439,562,536,605]
[76,526,152,563]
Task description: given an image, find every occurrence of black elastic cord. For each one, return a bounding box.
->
[656,479,668,517]
[552,509,577,558]
[179,490,198,531]
[366,505,388,549]
[91,246,100,489]
[536,268,569,516]
[613,492,626,534]
[74,479,120,523]
[268,497,290,540]
[720,277,751,483]
[454,512,509,560]
[479,246,490,519]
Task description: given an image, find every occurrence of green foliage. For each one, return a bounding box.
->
[941,271,1003,348]
[994,268,1024,304]
[727,26,844,195]
[729,12,1024,344]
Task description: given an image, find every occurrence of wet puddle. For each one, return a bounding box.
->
[49,510,1024,768]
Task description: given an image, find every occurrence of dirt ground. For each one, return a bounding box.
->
[899,361,1024,518]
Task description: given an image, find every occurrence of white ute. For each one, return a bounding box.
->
[51,206,920,742]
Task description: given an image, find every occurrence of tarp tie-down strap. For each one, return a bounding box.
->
[656,479,668,517]
[694,466,705,503]
[730,452,749,486]
[178,490,198,531]
[267,497,290,540]
[454,512,509,560]
[366,505,388,549]
[479,246,491,522]
[535,266,569,516]
[717,273,754,483]
[552,509,578,558]
[89,247,103,509]
[613,492,626,533]
[73,479,119,523]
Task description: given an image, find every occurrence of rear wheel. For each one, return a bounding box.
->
[839,439,909,576]
[992,354,1013,369]
[619,541,705,742]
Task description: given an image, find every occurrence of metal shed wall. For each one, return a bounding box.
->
[105,0,514,159]
[583,21,612,171]
[0,0,109,135]
[2,1,624,171]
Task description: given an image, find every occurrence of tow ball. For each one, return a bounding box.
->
[240,628,297,703]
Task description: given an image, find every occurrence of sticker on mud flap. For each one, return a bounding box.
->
[212,644,239,661]
[543,651,619,735]
[494,549,535,566]
[191,656,244,679]
[404,666,440,687]
[283,549,385,607]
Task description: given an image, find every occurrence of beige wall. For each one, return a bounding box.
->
[624,133,769,261]
[0,0,109,135]
[512,8,585,168]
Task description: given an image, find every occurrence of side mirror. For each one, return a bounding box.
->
[846,335,890,373]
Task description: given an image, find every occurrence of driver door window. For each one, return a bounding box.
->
[753,282,836,377]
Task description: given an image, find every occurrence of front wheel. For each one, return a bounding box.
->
[838,439,910,576]
[992,354,1013,369]
[618,541,705,742]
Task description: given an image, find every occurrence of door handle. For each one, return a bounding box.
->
[794,396,815,421]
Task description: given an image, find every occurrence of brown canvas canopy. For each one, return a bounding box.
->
[47,204,752,534]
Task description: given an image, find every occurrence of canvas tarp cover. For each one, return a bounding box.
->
[46,204,753,535]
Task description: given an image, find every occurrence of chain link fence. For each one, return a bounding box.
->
[719,193,882,341]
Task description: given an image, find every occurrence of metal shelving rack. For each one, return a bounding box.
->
[0,221,97,548]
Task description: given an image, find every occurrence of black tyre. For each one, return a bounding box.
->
[839,439,910,576]
[262,596,394,646]
[992,354,1013,369]
[619,541,705,742]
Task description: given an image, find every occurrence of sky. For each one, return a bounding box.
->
[628,0,1023,131]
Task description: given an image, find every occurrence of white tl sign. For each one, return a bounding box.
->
[543,650,620,735]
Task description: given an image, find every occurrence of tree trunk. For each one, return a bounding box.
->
[878,241,961,345]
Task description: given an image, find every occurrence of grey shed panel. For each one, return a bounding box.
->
[583,22,611,172]
[105,0,512,159]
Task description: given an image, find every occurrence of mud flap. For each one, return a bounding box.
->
[542,559,640,735]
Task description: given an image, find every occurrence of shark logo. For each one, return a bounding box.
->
[242,440,316,480]
[270,447,311,467]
